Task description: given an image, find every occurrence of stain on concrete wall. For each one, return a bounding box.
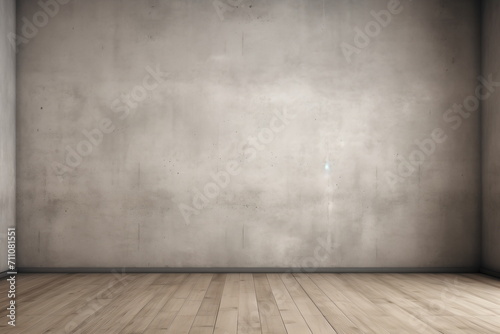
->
[482,0,500,273]
[0,0,16,272]
[17,0,481,269]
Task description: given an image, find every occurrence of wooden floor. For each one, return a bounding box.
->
[0,273,499,333]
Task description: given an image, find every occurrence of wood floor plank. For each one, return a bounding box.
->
[253,274,287,334]
[372,274,482,333]
[1,273,499,333]
[214,274,240,334]
[280,273,338,334]
[147,274,194,330]
[122,276,186,334]
[165,274,214,334]
[190,273,226,333]
[267,273,313,334]
[237,273,262,334]
[24,280,137,334]
[75,274,159,334]
[311,274,391,334]
[294,274,363,334]
[344,274,443,334]
[147,296,186,330]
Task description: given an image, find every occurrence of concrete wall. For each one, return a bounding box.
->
[482,0,500,274]
[0,0,16,273]
[17,0,481,269]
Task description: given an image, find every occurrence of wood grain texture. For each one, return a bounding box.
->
[0,273,499,333]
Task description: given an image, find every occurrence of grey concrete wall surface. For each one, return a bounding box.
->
[17,0,481,269]
[0,0,16,272]
[482,0,500,274]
